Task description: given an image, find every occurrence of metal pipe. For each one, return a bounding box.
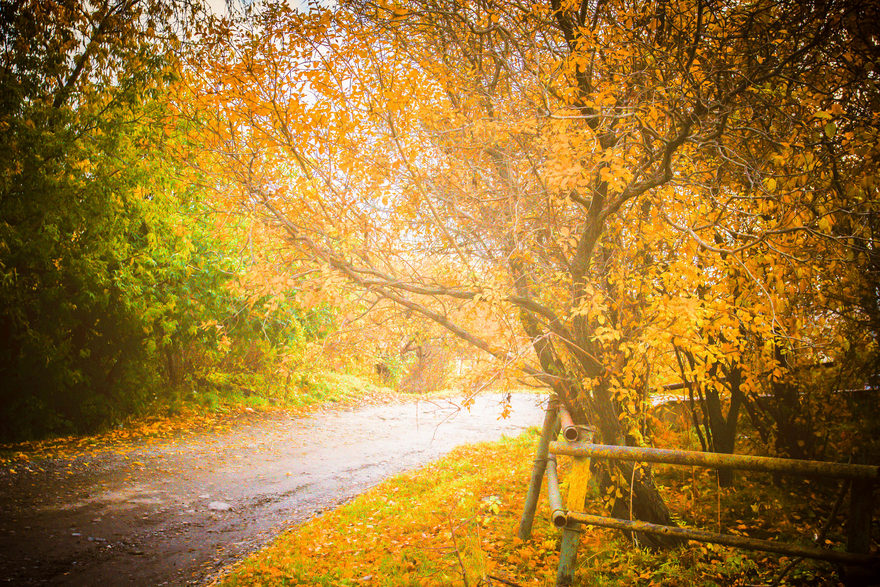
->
[565,512,879,566]
[545,454,568,528]
[558,405,579,442]
[518,399,560,540]
[556,526,580,586]
[549,442,880,481]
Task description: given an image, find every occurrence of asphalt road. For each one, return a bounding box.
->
[0,393,545,585]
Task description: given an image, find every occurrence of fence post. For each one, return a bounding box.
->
[553,423,595,585]
[518,398,559,540]
[845,478,876,586]
[556,524,581,586]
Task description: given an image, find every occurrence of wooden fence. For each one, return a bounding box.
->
[518,401,879,586]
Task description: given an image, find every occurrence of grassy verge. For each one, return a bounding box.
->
[178,370,396,414]
[0,371,395,464]
[216,428,845,586]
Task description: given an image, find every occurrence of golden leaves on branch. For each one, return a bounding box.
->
[174,1,880,452]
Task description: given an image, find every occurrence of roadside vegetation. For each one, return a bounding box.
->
[0,370,396,466]
[216,425,842,586]
[2,0,877,581]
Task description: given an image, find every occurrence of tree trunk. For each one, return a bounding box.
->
[593,460,685,550]
[589,382,686,549]
[704,388,740,487]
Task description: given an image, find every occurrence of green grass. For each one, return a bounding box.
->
[168,369,395,416]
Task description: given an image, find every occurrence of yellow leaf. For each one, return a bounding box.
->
[824,122,836,139]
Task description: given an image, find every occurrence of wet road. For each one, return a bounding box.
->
[0,393,545,585]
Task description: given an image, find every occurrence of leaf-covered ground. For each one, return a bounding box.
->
[217,428,850,586]
[0,372,394,467]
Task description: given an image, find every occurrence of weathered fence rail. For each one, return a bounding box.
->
[563,512,876,566]
[518,401,879,586]
[550,441,880,481]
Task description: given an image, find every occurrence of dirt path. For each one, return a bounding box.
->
[0,393,545,586]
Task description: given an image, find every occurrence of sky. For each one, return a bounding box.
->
[204,0,318,16]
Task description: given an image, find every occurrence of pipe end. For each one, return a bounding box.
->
[551,509,568,528]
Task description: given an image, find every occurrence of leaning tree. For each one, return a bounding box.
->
[185,0,880,546]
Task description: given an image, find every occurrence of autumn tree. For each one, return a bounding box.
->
[0,0,336,440]
[192,0,879,545]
